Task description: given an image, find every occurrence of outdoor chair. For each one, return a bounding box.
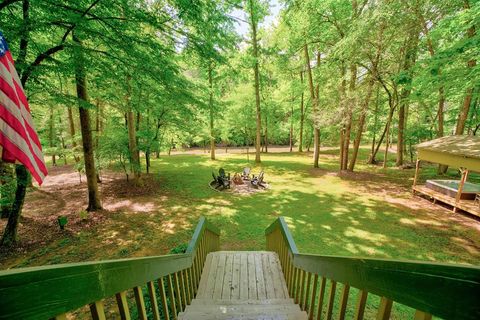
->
[242,167,251,180]
[211,172,222,189]
[251,171,265,188]
[218,168,231,189]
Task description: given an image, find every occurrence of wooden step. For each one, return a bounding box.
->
[182,304,302,313]
[191,298,295,306]
[178,310,308,320]
[180,251,307,320]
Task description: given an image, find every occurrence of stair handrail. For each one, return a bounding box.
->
[265,216,480,320]
[0,216,220,320]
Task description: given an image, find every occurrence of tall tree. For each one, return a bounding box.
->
[73,34,102,211]
[304,44,320,168]
[246,0,265,163]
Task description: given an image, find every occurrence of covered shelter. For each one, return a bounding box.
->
[413,135,480,218]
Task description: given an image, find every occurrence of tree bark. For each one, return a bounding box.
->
[208,64,215,160]
[125,76,140,183]
[248,0,262,163]
[339,64,347,168]
[341,65,356,170]
[95,100,102,182]
[369,85,380,163]
[49,106,56,166]
[0,161,14,218]
[383,121,391,169]
[0,165,29,247]
[348,77,375,171]
[396,29,418,166]
[304,43,320,168]
[298,71,305,152]
[127,111,140,182]
[370,106,394,163]
[289,104,294,152]
[264,112,268,153]
[73,33,102,211]
[349,23,384,171]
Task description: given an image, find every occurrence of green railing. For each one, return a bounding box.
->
[265,217,480,320]
[0,217,220,320]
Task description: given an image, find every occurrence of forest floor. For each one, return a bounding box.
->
[1,147,479,270]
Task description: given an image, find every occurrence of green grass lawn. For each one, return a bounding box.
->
[5,147,479,269]
[151,149,480,263]
[2,148,479,319]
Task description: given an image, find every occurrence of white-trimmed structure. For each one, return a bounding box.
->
[413,135,480,218]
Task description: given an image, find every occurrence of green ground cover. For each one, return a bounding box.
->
[6,148,478,269]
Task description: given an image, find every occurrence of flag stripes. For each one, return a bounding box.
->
[0,31,47,184]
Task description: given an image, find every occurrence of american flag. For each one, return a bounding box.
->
[0,31,47,184]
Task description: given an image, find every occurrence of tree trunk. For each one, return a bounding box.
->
[396,39,418,167]
[0,165,29,247]
[49,105,56,166]
[383,122,391,169]
[369,85,380,163]
[304,44,320,168]
[248,0,262,163]
[289,105,294,152]
[298,71,305,152]
[348,77,375,171]
[339,64,347,169]
[349,23,384,170]
[264,112,268,153]
[208,64,215,160]
[125,76,140,183]
[456,82,476,135]
[341,65,356,170]
[127,111,140,182]
[168,138,173,156]
[73,34,102,211]
[0,161,14,218]
[455,1,476,135]
[95,100,101,183]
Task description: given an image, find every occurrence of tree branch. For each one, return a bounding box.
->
[21,0,101,85]
[16,0,29,68]
[20,44,64,85]
[0,0,20,11]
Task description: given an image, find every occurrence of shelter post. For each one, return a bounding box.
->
[413,158,420,189]
[454,168,469,209]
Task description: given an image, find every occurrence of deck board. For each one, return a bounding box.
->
[262,253,276,299]
[197,251,289,302]
[248,252,258,300]
[239,252,249,300]
[181,251,305,319]
[255,253,267,300]
[221,252,234,299]
[413,185,480,218]
[231,252,241,300]
[213,252,227,300]
[269,252,288,298]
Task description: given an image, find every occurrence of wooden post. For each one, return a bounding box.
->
[412,158,420,191]
[454,168,469,211]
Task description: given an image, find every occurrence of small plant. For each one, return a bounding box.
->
[78,210,88,220]
[169,243,188,254]
[57,216,68,230]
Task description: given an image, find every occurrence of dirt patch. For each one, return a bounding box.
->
[0,165,164,266]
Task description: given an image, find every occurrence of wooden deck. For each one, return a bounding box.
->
[413,185,480,218]
[179,251,307,320]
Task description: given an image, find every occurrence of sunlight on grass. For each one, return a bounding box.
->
[8,148,480,269]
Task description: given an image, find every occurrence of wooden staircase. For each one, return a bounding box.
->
[0,217,479,320]
[178,251,307,320]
